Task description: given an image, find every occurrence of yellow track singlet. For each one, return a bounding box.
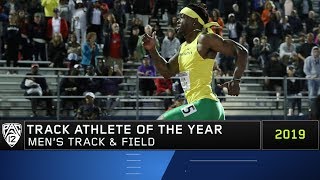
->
[178,33,218,103]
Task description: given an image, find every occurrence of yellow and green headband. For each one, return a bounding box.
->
[180,7,220,34]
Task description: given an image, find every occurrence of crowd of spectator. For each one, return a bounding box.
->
[0,0,319,118]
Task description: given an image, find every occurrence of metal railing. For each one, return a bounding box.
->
[0,74,319,120]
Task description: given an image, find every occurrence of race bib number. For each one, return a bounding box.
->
[178,71,190,91]
[181,103,197,117]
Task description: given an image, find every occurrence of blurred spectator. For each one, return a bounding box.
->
[130,17,144,35]
[237,0,248,23]
[264,52,286,102]
[246,12,264,50]
[137,56,156,96]
[204,0,214,14]
[17,10,27,25]
[239,35,249,51]
[28,0,43,18]
[155,78,173,110]
[152,0,168,18]
[0,5,6,61]
[75,92,101,120]
[251,0,266,13]
[83,66,103,95]
[81,32,100,70]
[295,33,306,53]
[101,65,123,95]
[286,65,303,116]
[67,33,81,68]
[303,46,320,106]
[41,0,59,21]
[297,33,316,62]
[100,1,110,14]
[47,8,69,42]
[29,13,47,61]
[231,3,240,22]
[154,23,165,44]
[290,54,305,78]
[265,12,283,52]
[104,0,114,9]
[226,13,243,42]
[169,16,178,30]
[87,0,103,44]
[100,65,123,114]
[95,56,106,76]
[133,0,151,26]
[281,16,292,36]
[279,34,296,65]
[305,11,316,34]
[102,12,116,41]
[288,10,303,35]
[72,0,87,44]
[59,0,73,25]
[19,14,33,60]
[167,0,178,24]
[256,36,271,69]
[103,22,128,72]
[221,0,238,18]
[161,28,180,60]
[59,68,82,116]
[20,64,53,117]
[128,26,140,61]
[310,95,320,120]
[284,0,294,17]
[313,24,320,42]
[112,0,126,31]
[251,37,262,59]
[123,0,133,26]
[294,0,312,21]
[261,0,274,26]
[48,32,67,68]
[136,24,160,60]
[3,0,20,15]
[209,9,224,36]
[4,13,21,74]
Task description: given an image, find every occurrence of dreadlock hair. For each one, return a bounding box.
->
[186,3,209,24]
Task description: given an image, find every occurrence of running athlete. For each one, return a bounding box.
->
[142,3,248,120]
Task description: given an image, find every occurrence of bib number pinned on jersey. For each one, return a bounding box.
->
[178,71,190,92]
[181,103,197,117]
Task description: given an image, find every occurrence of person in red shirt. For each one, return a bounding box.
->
[47,8,68,42]
[209,9,224,36]
[103,22,128,72]
[261,1,275,26]
[154,78,173,110]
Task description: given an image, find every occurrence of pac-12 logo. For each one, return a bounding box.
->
[2,123,22,148]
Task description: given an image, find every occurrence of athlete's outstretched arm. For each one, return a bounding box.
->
[142,32,179,79]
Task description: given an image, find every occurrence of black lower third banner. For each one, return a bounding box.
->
[0,121,260,150]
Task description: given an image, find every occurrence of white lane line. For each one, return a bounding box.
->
[125,153,141,156]
[125,173,142,175]
[126,167,141,169]
[126,159,142,162]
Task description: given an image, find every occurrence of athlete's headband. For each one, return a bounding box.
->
[180,7,220,34]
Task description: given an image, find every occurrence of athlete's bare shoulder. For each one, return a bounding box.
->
[198,33,223,49]
[197,33,222,58]
[198,33,247,57]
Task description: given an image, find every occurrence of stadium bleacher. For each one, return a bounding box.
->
[0,0,319,120]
